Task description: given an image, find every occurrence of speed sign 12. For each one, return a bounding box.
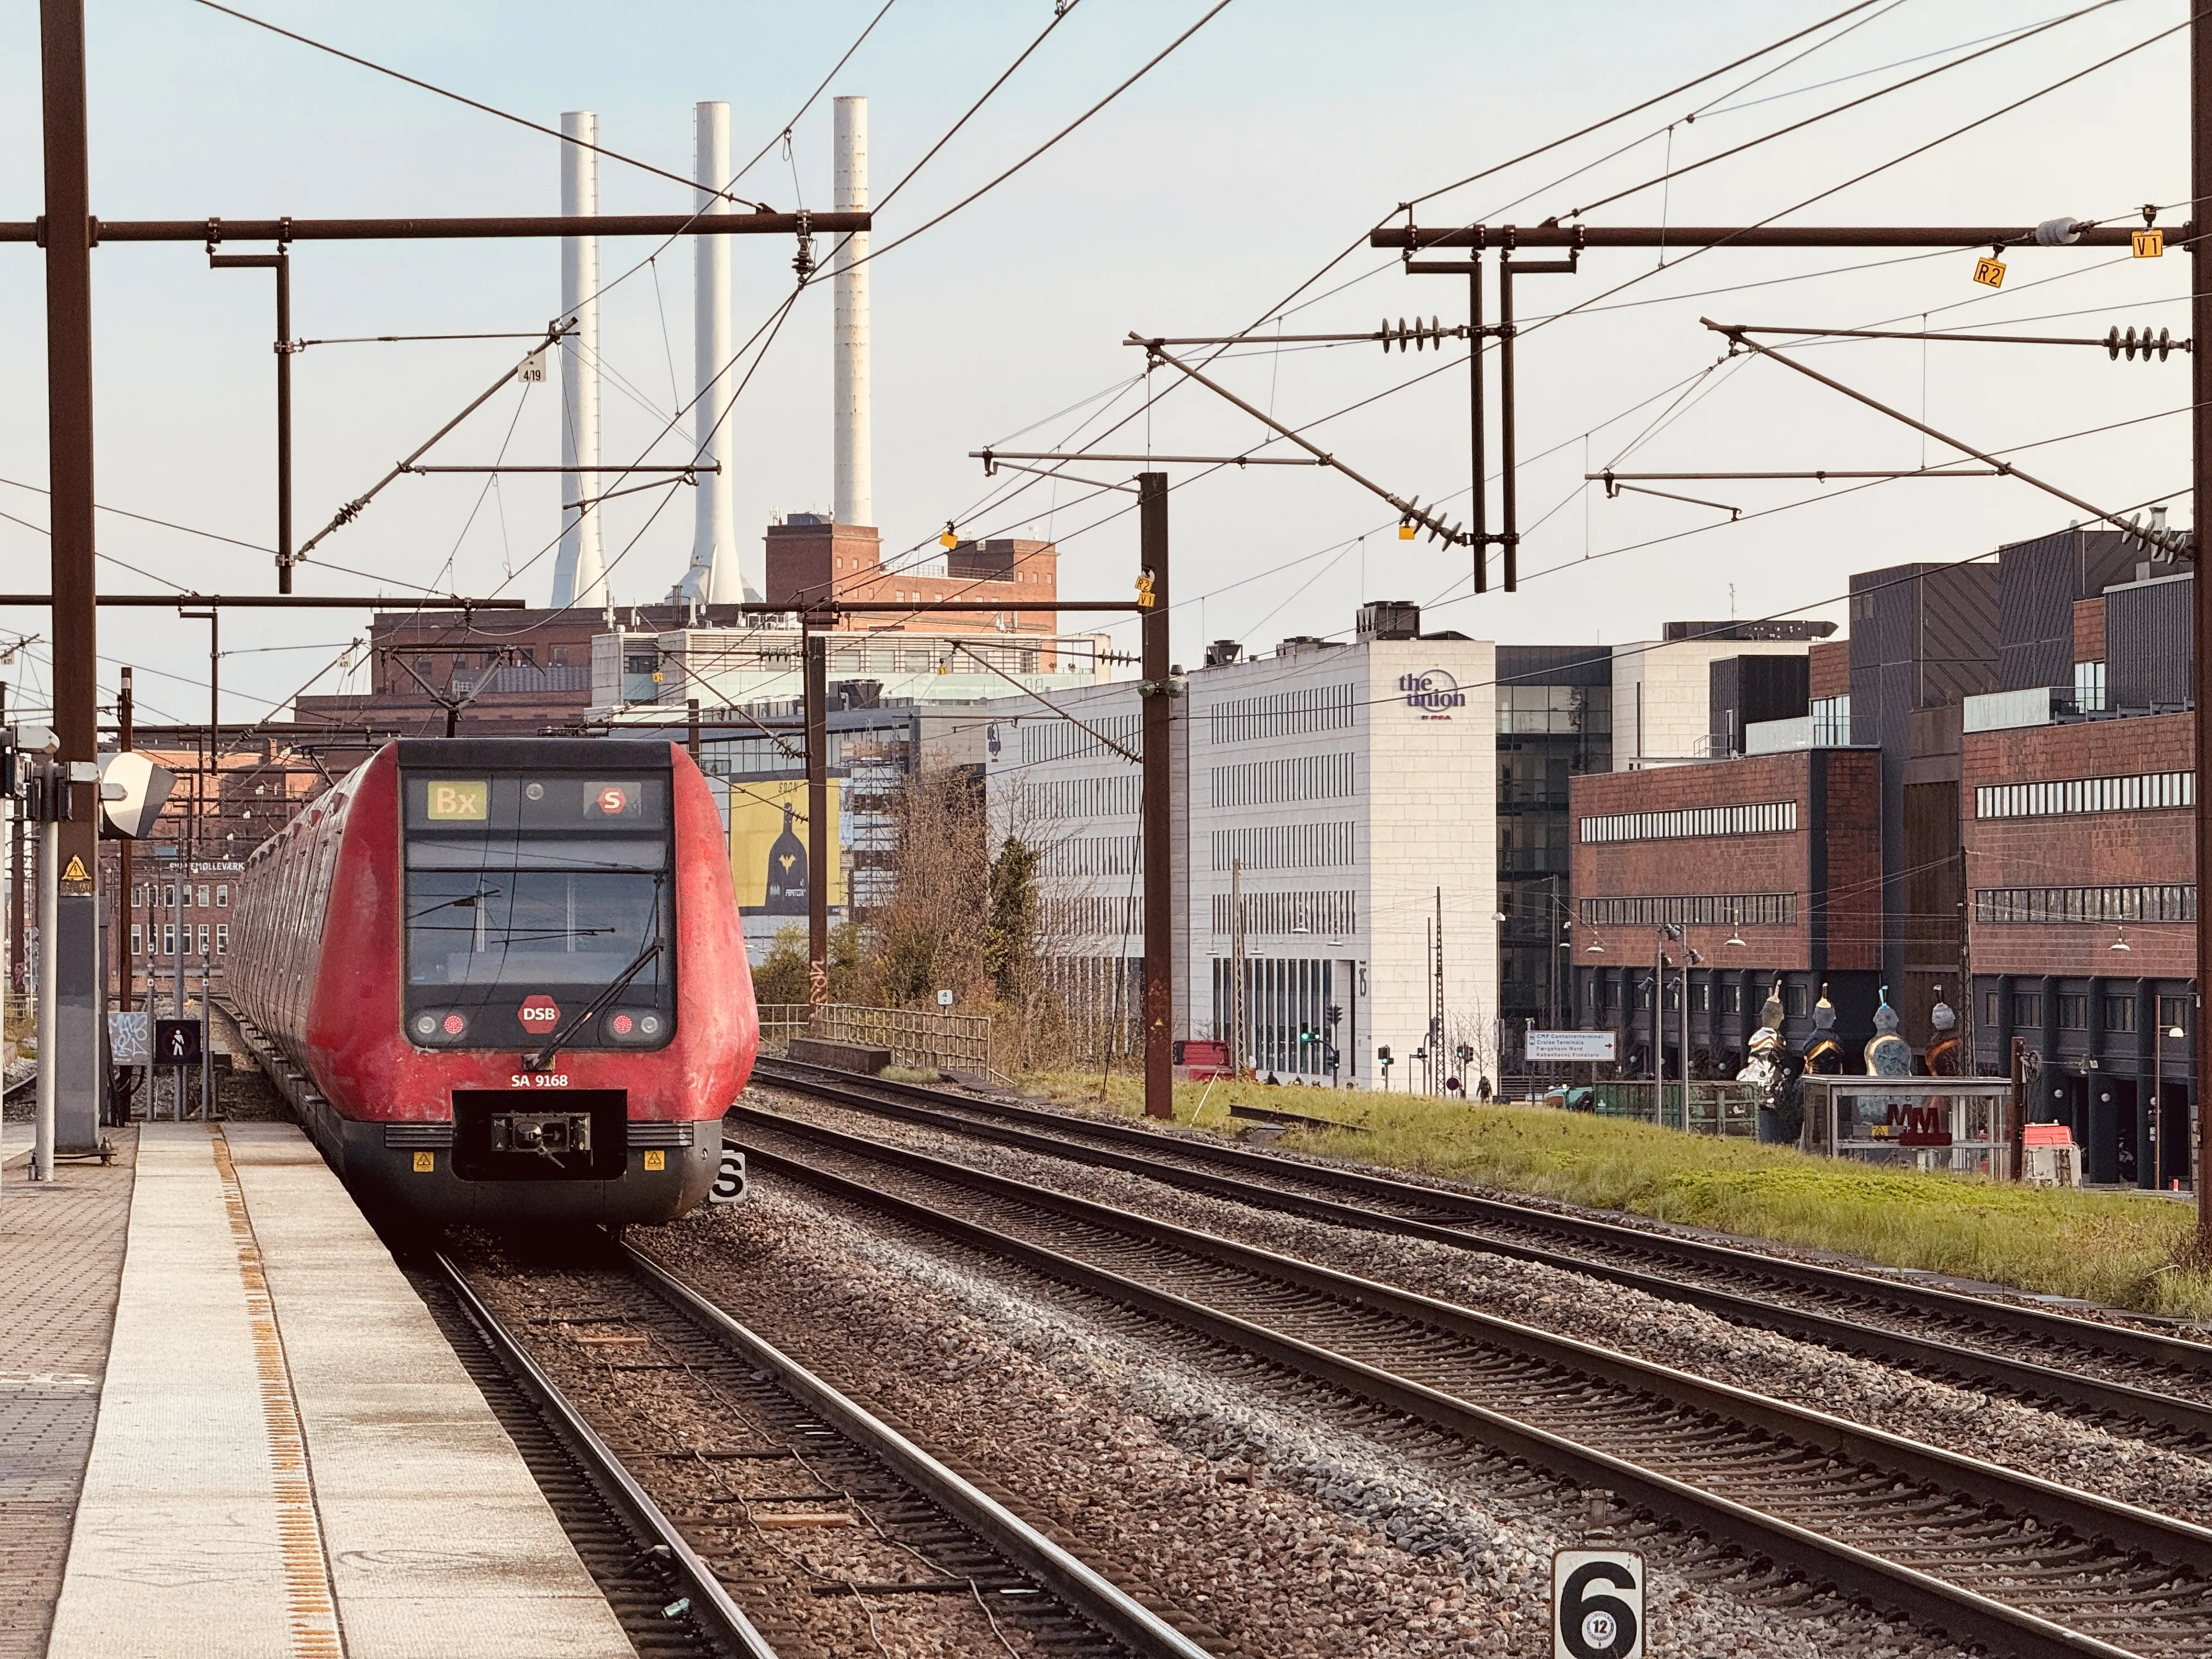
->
[1552,1549,1643,1659]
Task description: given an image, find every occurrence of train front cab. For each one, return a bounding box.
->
[318,740,743,1226]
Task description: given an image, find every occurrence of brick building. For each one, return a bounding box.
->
[1963,705,2196,1187]
[763,514,1057,640]
[1570,746,1883,1075]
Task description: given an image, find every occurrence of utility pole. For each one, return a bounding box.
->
[41,0,102,1154]
[2194,3,2211,1253]
[208,249,294,591]
[117,668,132,1015]
[1139,471,1174,1121]
[1229,855,1246,1079]
[804,630,830,1011]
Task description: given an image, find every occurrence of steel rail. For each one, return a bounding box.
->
[731,1110,2198,1658]
[621,1243,1216,1659]
[434,1251,781,1659]
[749,1061,2212,1443]
[753,1059,2212,1375]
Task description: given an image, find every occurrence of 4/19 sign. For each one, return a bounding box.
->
[1553,1550,1643,1659]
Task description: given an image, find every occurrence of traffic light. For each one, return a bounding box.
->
[1376,1045,1391,1061]
[1456,1042,1474,1066]
[1324,1003,1342,1029]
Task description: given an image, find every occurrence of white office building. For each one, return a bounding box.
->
[981,607,1500,1090]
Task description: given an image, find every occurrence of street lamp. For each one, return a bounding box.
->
[2153,1022,2188,1189]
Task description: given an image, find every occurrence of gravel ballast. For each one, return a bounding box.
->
[646,1169,1974,1658]
[748,1087,2212,1530]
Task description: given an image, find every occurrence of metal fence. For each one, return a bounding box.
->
[756,1002,998,1081]
[1569,1080,1764,1136]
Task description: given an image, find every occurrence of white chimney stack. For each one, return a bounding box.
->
[554,111,606,610]
[833,96,872,529]
[686,101,749,604]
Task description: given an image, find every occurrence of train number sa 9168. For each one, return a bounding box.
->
[509,1073,571,1088]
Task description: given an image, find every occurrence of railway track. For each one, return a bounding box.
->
[753,1058,2212,1449]
[729,1099,2212,1659]
[433,1231,1213,1659]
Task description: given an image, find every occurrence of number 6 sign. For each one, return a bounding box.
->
[1553,1550,1643,1659]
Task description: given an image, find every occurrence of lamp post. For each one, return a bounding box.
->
[2154,1022,2188,1189]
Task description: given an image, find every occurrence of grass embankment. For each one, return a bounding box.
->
[1017,1071,2212,1321]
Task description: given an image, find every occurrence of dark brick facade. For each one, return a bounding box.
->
[1962,711,2196,1187]
[1567,749,1882,1074]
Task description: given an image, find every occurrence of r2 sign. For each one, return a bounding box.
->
[708,1147,748,1204]
[1553,1550,1643,1659]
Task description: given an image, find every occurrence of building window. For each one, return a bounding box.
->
[1975,885,2195,924]
[2159,996,2190,1033]
[2057,995,2089,1030]
[216,924,229,956]
[216,884,229,908]
[197,924,210,956]
[1578,894,1797,929]
[1207,682,1356,743]
[1690,982,1710,1012]
[1984,991,2000,1027]
[162,883,176,909]
[1579,799,1797,844]
[2072,659,2107,712]
[131,883,145,909]
[2104,996,2136,1032]
[1719,983,1741,1014]
[2013,992,2044,1026]
[197,885,210,909]
[130,923,142,956]
[1810,694,1850,746]
[163,923,177,956]
[1785,985,1808,1018]
[1974,769,2190,821]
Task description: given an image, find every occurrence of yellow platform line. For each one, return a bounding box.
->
[210,1125,347,1659]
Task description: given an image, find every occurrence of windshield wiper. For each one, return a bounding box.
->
[520,938,664,1071]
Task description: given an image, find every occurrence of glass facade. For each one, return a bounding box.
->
[1498,681,1611,1048]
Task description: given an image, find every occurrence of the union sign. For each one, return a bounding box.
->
[1398,669,1466,716]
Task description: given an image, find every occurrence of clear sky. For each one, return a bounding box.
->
[0,1,2193,726]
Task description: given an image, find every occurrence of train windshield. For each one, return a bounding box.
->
[400,770,675,1048]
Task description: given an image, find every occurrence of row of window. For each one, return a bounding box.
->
[130,923,228,956]
[1586,977,1805,1016]
[1206,682,1356,745]
[1577,893,1797,928]
[1209,820,1357,873]
[1809,695,1850,747]
[1973,885,2196,924]
[1021,774,1142,821]
[1993,991,2191,1032]
[130,883,230,910]
[1209,751,1357,808]
[1578,800,1797,844]
[1039,895,1142,939]
[1019,714,1142,765]
[1038,835,1140,878]
[1498,684,1610,736]
[1207,889,1358,938]
[1973,770,2192,821]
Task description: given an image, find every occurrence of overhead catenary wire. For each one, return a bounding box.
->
[190,1,774,208]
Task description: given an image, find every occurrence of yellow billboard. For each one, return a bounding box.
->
[729,778,844,915]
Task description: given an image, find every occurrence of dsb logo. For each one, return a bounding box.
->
[518,995,562,1028]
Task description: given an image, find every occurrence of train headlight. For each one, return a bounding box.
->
[606,1009,664,1043]
[411,1009,468,1044]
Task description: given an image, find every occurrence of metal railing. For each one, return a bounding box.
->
[755,1002,998,1081]
[1547,1079,1765,1136]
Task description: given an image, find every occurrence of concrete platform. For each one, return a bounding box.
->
[41,1122,634,1659]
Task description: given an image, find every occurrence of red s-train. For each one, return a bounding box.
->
[229,738,757,1224]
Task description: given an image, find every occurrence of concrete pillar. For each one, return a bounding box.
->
[833,96,872,529]
[689,101,750,604]
[555,111,606,610]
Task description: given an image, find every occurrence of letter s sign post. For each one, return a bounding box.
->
[1553,1550,1643,1659]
